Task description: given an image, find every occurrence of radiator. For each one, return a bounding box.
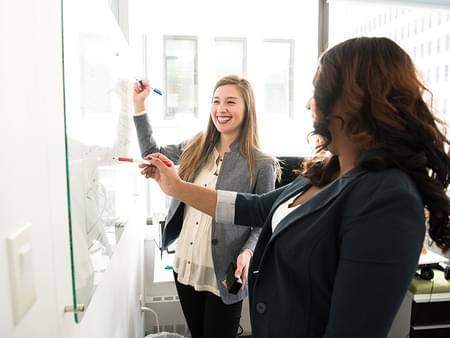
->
[144,295,190,336]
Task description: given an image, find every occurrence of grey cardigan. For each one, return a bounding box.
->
[134,114,276,304]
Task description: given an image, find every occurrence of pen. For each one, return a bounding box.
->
[113,156,173,167]
[135,78,163,96]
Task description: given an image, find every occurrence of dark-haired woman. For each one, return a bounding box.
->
[140,37,450,338]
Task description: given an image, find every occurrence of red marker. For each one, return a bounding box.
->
[113,156,172,167]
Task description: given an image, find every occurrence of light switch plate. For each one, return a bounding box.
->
[6,223,37,325]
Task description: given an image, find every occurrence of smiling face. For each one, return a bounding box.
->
[210,84,246,139]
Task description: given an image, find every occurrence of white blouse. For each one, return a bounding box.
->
[271,193,303,231]
[173,149,222,296]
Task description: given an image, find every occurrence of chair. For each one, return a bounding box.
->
[276,156,304,188]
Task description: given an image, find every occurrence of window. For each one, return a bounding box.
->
[262,39,294,116]
[328,1,450,121]
[214,38,247,79]
[163,36,198,119]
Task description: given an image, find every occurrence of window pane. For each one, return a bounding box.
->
[262,40,294,116]
[215,38,246,78]
[328,1,450,122]
[164,37,198,118]
[143,0,318,157]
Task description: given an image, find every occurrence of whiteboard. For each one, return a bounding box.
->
[62,0,137,322]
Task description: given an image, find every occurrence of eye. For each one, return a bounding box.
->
[212,99,220,104]
[227,100,236,105]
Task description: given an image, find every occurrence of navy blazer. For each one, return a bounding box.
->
[223,167,425,338]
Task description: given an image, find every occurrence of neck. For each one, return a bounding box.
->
[333,135,359,177]
[217,134,238,156]
[338,154,356,177]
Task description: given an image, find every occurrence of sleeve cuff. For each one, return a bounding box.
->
[241,248,253,257]
[215,190,237,224]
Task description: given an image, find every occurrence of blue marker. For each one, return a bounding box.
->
[152,88,163,96]
[136,78,163,96]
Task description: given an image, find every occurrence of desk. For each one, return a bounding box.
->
[389,269,450,338]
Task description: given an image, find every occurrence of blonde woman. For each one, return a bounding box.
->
[133,75,278,338]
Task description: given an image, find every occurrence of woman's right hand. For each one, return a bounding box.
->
[139,153,181,197]
[141,153,217,217]
[133,80,151,113]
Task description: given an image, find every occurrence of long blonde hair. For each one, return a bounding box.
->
[177,75,271,184]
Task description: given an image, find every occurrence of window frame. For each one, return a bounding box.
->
[262,38,295,117]
[163,35,199,119]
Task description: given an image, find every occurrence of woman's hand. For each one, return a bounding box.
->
[133,80,151,113]
[141,153,218,217]
[235,249,252,288]
[139,153,180,197]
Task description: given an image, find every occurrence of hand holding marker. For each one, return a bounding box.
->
[135,78,163,96]
[113,156,172,167]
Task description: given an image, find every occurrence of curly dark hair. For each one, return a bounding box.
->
[303,37,450,252]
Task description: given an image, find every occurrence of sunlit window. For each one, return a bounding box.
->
[328,0,450,122]
[163,36,198,119]
[262,39,294,116]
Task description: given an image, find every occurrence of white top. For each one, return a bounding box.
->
[215,190,304,233]
[271,193,303,231]
[418,249,449,265]
[173,149,222,296]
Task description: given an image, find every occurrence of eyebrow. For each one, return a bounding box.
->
[213,96,240,100]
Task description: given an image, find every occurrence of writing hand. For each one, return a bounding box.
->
[133,79,151,113]
[139,153,180,197]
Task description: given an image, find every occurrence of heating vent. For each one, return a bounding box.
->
[144,295,190,337]
[149,295,180,302]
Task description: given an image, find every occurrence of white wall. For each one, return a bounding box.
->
[0,1,145,338]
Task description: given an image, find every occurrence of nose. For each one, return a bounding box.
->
[217,102,227,113]
[306,97,312,110]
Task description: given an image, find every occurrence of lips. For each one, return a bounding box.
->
[216,116,232,123]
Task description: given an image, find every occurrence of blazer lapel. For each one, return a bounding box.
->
[271,167,365,238]
[274,176,312,207]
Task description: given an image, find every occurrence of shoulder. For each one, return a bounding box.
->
[257,157,277,169]
[350,168,422,203]
[361,168,417,190]
[255,156,279,181]
[253,150,276,167]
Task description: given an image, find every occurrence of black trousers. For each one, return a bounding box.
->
[174,272,243,338]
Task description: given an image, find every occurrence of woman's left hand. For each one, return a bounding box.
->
[235,249,253,288]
